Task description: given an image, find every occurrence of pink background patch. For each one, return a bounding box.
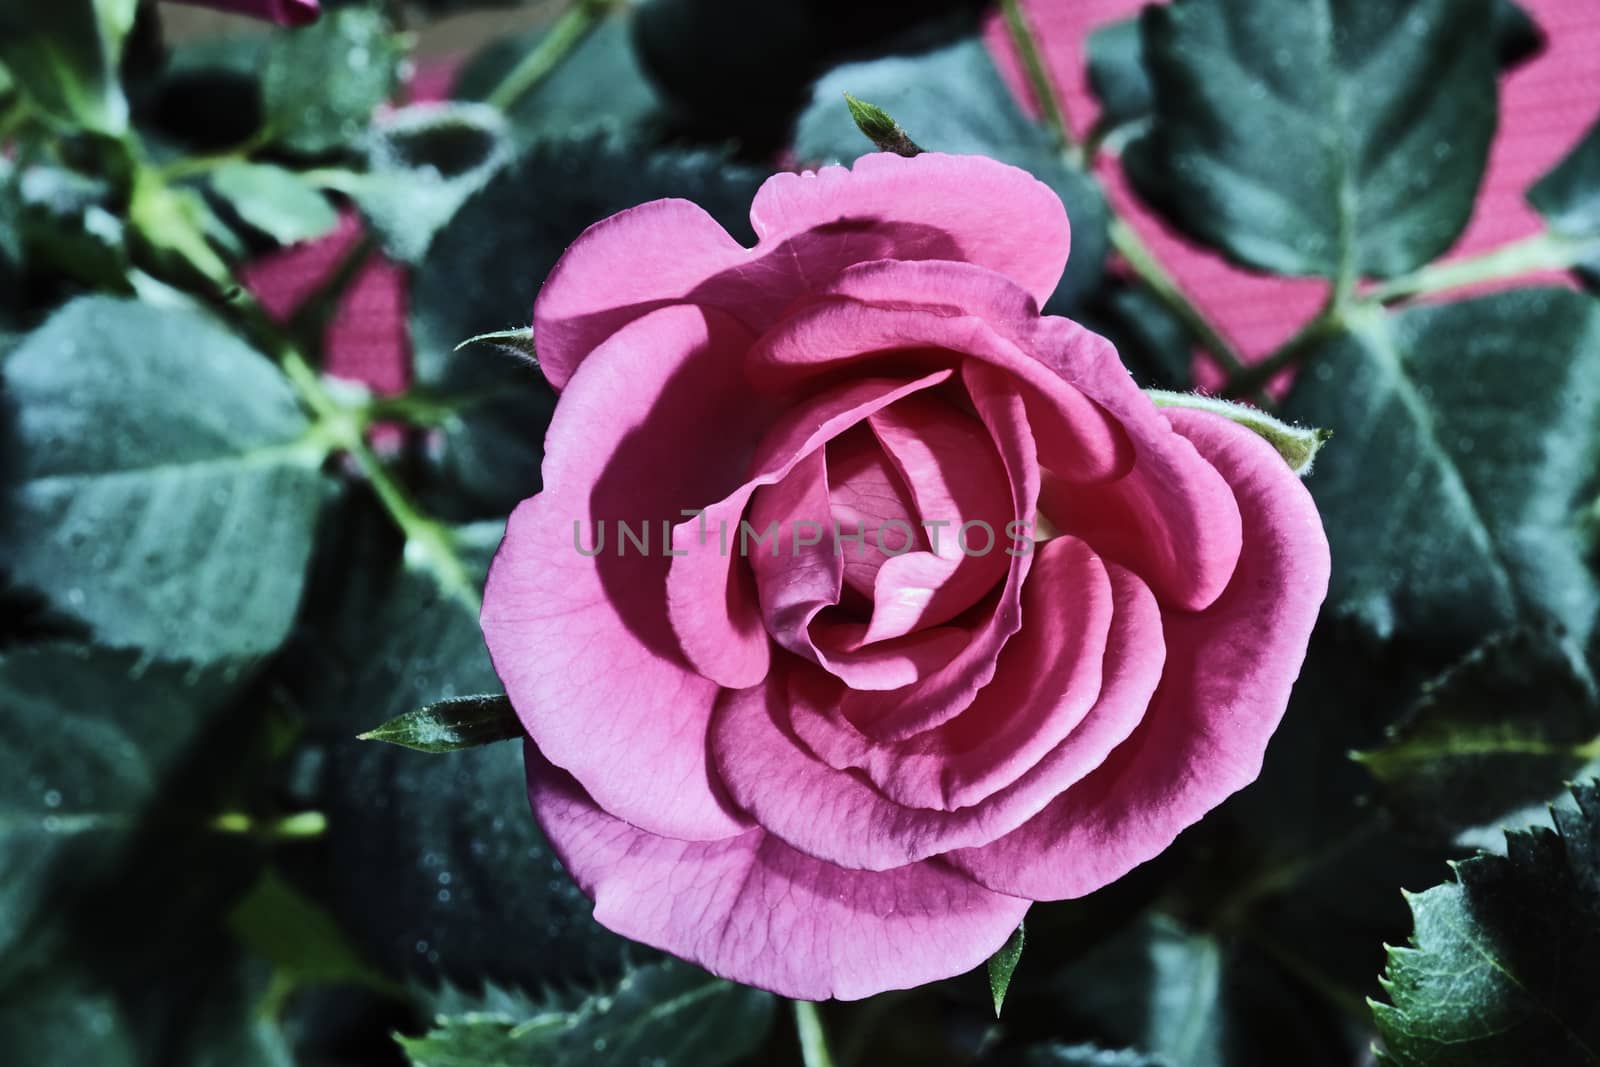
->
[248,2,1600,392]
[985,0,1600,385]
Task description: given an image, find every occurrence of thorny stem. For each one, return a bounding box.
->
[484,0,612,112]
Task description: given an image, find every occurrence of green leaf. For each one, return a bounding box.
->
[0,0,134,134]
[452,16,662,149]
[0,970,139,1066]
[210,161,339,246]
[286,520,628,988]
[0,643,240,982]
[844,93,922,157]
[262,7,402,155]
[986,921,1025,1018]
[1355,627,1600,835]
[0,297,335,664]
[359,694,521,754]
[398,959,775,1067]
[229,871,397,998]
[1281,291,1600,658]
[14,161,130,291]
[1125,0,1497,281]
[1528,117,1600,286]
[1053,913,1350,1067]
[1146,390,1329,475]
[410,135,766,516]
[1372,780,1600,1065]
[1079,284,1194,391]
[1024,1046,1172,1067]
[1086,2,1537,140]
[795,37,1109,313]
[1085,19,1152,137]
[331,102,512,266]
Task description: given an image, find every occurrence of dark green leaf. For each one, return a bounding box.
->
[360,694,521,754]
[0,297,334,664]
[1492,0,1543,67]
[1528,117,1600,286]
[410,135,766,516]
[335,102,513,265]
[398,958,775,1067]
[453,16,662,149]
[1281,291,1600,659]
[1078,284,1194,391]
[1087,2,1538,139]
[1023,1046,1172,1067]
[229,871,397,997]
[210,161,340,246]
[287,520,627,989]
[0,970,139,1066]
[795,37,1109,313]
[15,161,130,291]
[1085,19,1151,136]
[1146,390,1329,475]
[1125,0,1497,280]
[0,0,133,134]
[0,644,240,982]
[1051,913,1349,1067]
[262,7,401,155]
[1355,627,1600,835]
[1372,780,1600,1065]
[987,921,1025,1018]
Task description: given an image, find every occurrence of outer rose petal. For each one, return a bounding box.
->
[533,153,1070,389]
[947,409,1330,899]
[529,748,1031,1001]
[483,305,771,842]
[170,0,320,25]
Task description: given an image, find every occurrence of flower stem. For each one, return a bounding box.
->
[999,0,1077,157]
[1367,230,1600,303]
[278,345,480,612]
[484,0,611,113]
[793,1000,837,1067]
[1220,230,1600,396]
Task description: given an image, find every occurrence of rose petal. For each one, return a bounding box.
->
[835,363,1039,740]
[667,372,953,688]
[529,747,1031,1001]
[751,449,971,691]
[947,409,1330,899]
[483,305,768,841]
[533,154,1070,390]
[711,548,1165,868]
[772,259,1244,610]
[859,393,1013,639]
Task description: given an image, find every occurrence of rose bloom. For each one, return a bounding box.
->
[167,0,319,26]
[481,153,1330,1000]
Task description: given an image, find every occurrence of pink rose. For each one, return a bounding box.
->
[481,153,1330,1000]
[167,0,319,26]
